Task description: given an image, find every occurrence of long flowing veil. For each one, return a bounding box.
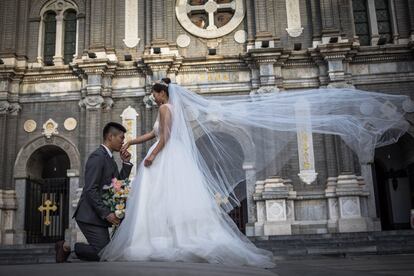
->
[166,84,410,212]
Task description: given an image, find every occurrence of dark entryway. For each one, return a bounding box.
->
[373,134,414,230]
[25,145,70,243]
[196,132,248,233]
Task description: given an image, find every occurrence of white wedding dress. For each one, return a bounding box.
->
[99,84,409,268]
[99,104,275,268]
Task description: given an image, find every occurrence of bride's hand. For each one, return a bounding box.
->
[121,141,131,153]
[144,155,155,167]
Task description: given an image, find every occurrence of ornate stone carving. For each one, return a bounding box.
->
[176,34,191,48]
[124,0,140,48]
[64,118,77,131]
[250,86,279,95]
[0,101,10,114]
[176,0,245,39]
[121,106,139,180]
[234,30,247,44]
[24,120,37,133]
[340,197,361,218]
[42,119,59,138]
[295,98,317,184]
[266,200,286,221]
[79,96,105,110]
[285,0,303,37]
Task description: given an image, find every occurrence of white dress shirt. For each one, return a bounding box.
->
[101,144,132,166]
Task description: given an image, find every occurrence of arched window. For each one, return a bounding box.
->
[38,0,78,66]
[43,11,57,66]
[64,9,77,64]
[352,0,394,46]
[353,1,370,46]
[375,0,392,43]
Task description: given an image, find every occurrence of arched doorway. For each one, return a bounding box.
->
[373,134,414,230]
[25,145,71,243]
[196,132,248,233]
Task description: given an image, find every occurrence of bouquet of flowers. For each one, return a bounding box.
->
[102,178,131,231]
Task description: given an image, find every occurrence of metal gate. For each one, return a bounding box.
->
[25,178,69,243]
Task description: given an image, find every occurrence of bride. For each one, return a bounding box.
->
[99,78,409,268]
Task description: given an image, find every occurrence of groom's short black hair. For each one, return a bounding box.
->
[103,122,127,140]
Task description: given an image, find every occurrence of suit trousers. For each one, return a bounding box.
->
[74,220,110,261]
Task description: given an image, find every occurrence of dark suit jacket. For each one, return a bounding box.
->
[73,145,133,227]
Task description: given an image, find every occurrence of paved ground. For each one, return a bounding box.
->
[271,254,414,276]
[1,254,414,276]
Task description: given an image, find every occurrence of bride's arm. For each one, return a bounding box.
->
[129,130,156,145]
[144,105,171,167]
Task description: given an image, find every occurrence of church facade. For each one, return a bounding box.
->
[0,0,414,246]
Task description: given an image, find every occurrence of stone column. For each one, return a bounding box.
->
[0,108,8,184]
[408,0,414,41]
[262,177,293,236]
[310,0,322,47]
[90,0,106,51]
[152,0,166,43]
[76,13,86,59]
[367,0,380,45]
[66,169,81,247]
[0,189,16,245]
[360,163,381,231]
[336,173,368,232]
[388,0,399,43]
[319,0,341,43]
[254,0,269,35]
[14,178,26,244]
[325,177,339,232]
[53,12,64,66]
[243,163,257,237]
[252,180,265,237]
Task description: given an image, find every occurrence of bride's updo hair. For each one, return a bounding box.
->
[152,77,171,97]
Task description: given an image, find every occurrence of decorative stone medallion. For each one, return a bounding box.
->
[24,120,37,133]
[176,34,191,48]
[176,0,245,39]
[42,119,59,138]
[64,117,77,131]
[234,30,247,44]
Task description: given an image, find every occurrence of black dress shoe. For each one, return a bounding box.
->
[55,240,70,263]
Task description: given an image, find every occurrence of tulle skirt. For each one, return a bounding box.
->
[99,138,275,268]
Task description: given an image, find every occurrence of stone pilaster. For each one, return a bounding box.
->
[53,12,65,66]
[74,58,116,159]
[408,0,414,41]
[252,176,297,236]
[367,0,380,45]
[0,0,18,54]
[0,189,17,245]
[310,0,323,47]
[89,0,106,51]
[318,42,354,87]
[336,173,370,232]
[319,0,341,43]
[325,177,339,232]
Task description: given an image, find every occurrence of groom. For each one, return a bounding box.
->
[55,122,133,262]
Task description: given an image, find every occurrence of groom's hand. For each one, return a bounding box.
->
[106,213,120,225]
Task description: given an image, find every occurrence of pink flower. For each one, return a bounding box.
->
[113,180,122,192]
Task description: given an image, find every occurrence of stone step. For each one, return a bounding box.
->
[253,230,414,257]
[0,245,55,265]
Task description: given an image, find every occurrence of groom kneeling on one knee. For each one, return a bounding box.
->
[55,122,133,262]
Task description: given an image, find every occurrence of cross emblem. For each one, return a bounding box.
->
[188,0,236,30]
[38,199,57,226]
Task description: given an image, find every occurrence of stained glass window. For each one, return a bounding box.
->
[43,11,56,66]
[375,0,392,43]
[353,0,370,46]
[64,10,77,65]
